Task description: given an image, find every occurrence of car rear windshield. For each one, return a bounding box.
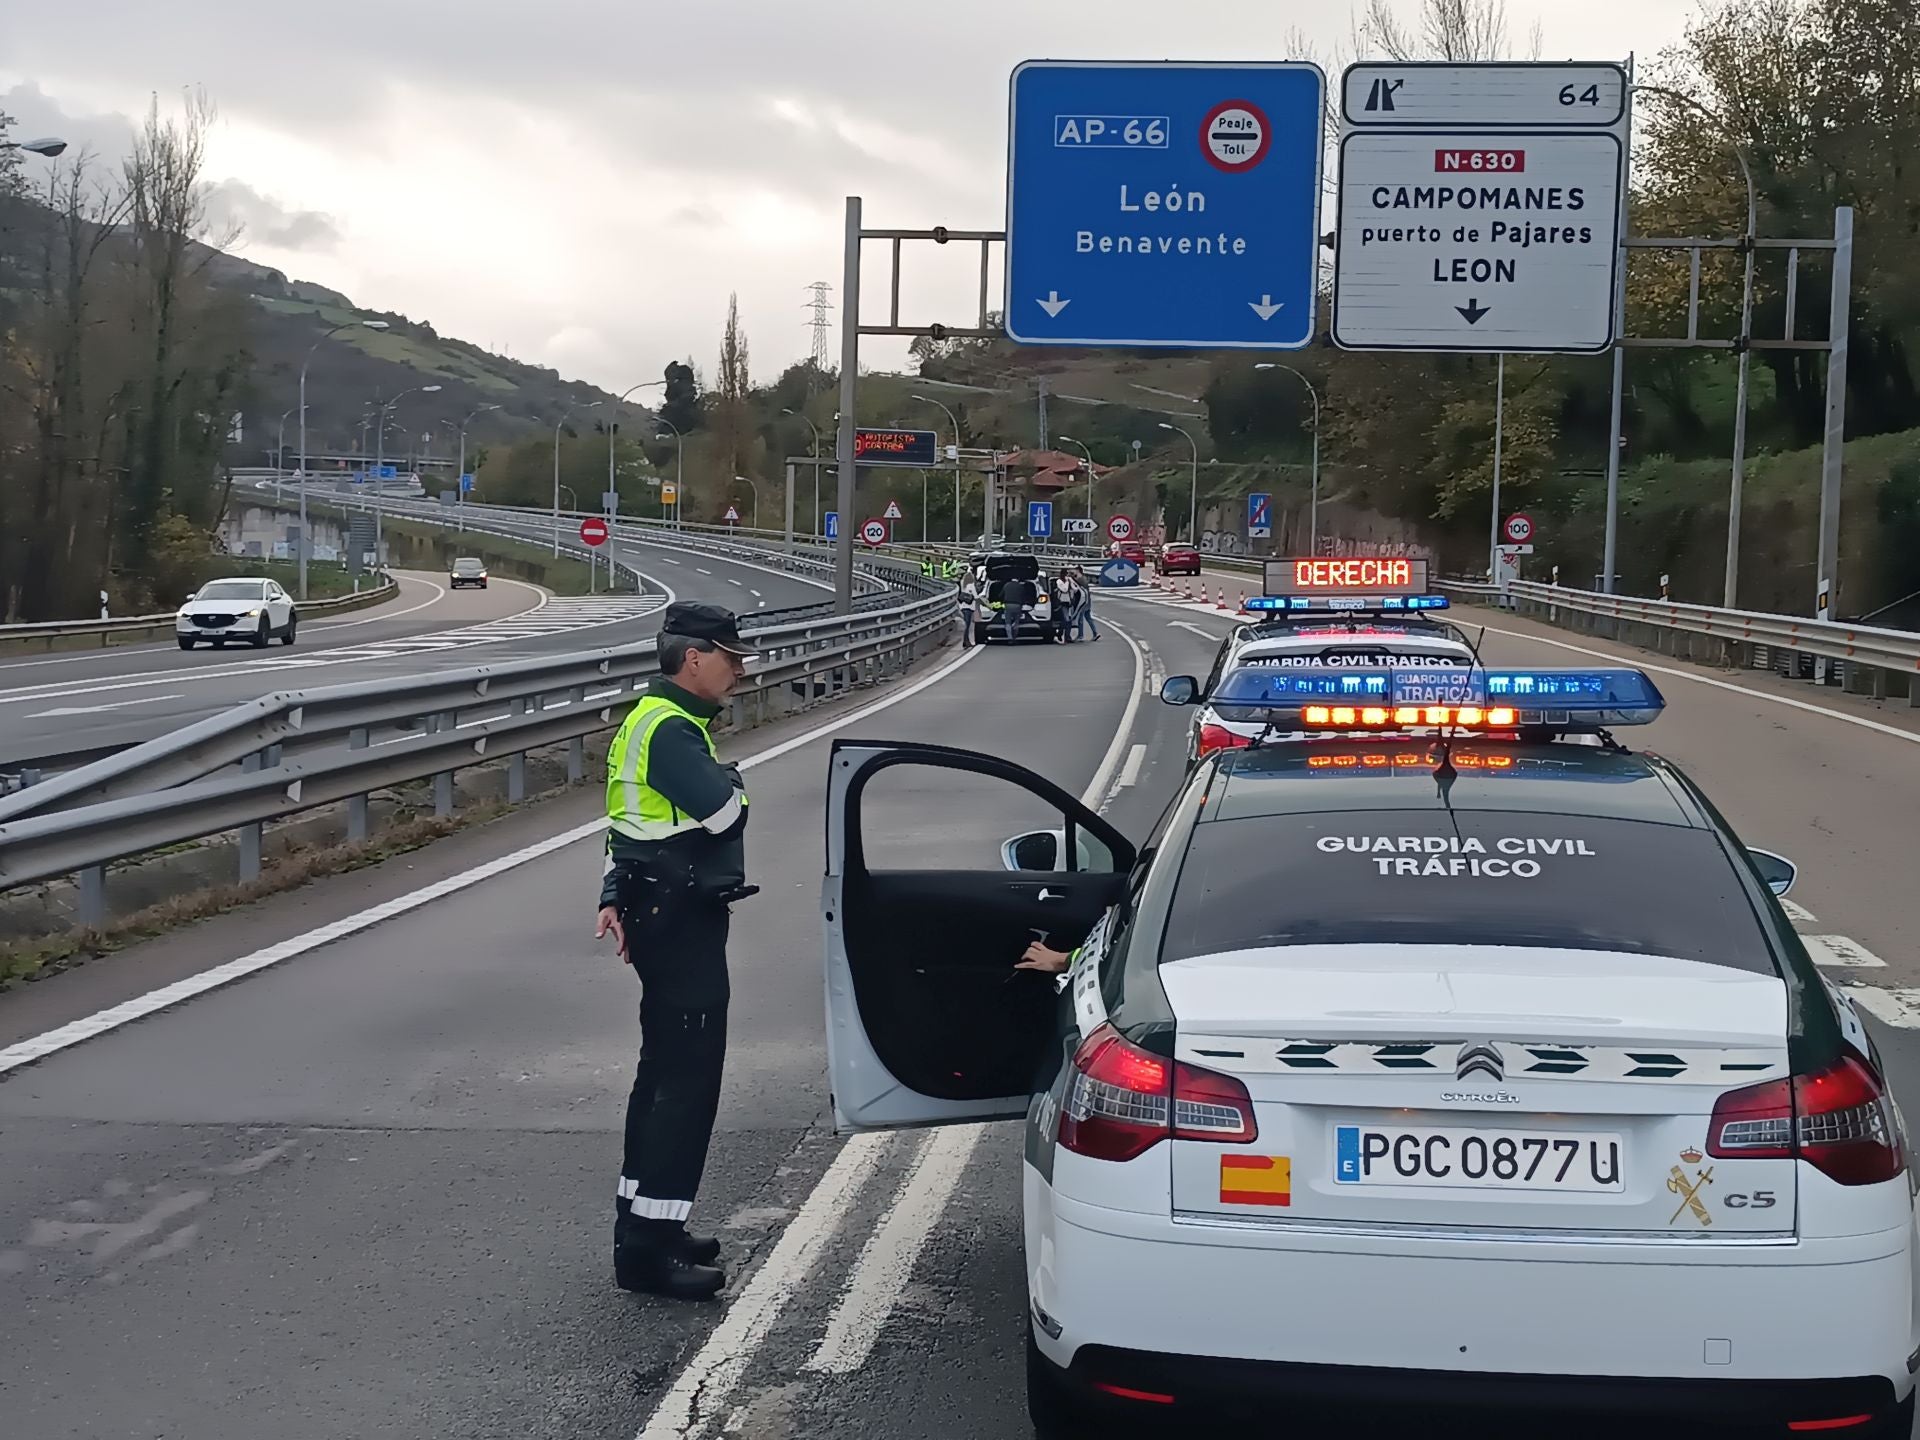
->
[1162,811,1777,974]
[196,581,265,600]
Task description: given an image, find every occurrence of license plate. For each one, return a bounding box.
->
[1334,1124,1624,1193]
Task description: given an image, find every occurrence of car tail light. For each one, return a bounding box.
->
[1708,1051,1904,1186]
[1059,1024,1256,1162]
[1196,723,1250,758]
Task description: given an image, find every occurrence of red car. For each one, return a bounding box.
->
[1157,543,1202,575]
[1111,540,1148,566]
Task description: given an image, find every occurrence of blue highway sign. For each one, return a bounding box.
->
[1006,61,1325,349]
[1028,499,1053,538]
[824,511,839,541]
[1248,491,1272,538]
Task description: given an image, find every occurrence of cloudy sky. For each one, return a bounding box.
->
[2,1,1695,392]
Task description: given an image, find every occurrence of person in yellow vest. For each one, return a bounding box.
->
[595,601,757,1300]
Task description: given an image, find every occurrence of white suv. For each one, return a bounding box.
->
[176,578,297,650]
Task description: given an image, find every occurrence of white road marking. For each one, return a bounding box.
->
[0,641,981,1079]
[662,557,682,565]
[27,694,185,718]
[636,1133,893,1440]
[309,575,458,631]
[1167,620,1222,640]
[749,589,762,599]
[1088,621,1146,811]
[805,1125,985,1375]
[728,577,743,587]
[1475,620,1920,748]
[1782,898,1817,924]
[697,568,714,576]
[1116,743,1148,790]
[1804,936,1888,969]
[1838,987,1920,1029]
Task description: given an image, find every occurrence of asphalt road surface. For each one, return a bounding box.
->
[3,587,1918,1438]
[0,537,831,767]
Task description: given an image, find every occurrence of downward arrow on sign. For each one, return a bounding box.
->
[1037,291,1070,317]
[1456,298,1491,325]
[1249,294,1283,321]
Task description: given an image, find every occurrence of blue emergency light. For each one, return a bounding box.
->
[1205,666,1667,731]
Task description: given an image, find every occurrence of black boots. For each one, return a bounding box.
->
[614,1211,725,1299]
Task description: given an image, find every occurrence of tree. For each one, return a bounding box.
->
[0,109,25,200]
[659,359,702,435]
[712,292,753,486]
[1353,0,1541,63]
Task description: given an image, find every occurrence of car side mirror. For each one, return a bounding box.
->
[1748,848,1797,898]
[1160,675,1199,707]
[1001,830,1062,873]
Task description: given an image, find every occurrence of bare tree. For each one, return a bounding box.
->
[1353,0,1539,62]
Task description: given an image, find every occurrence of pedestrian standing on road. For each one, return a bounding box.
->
[1075,575,1100,642]
[957,577,981,648]
[595,601,759,1301]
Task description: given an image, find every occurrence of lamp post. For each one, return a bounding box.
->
[607,380,664,538]
[1159,422,1199,545]
[554,401,603,555]
[1253,363,1322,552]
[911,394,963,544]
[371,383,442,561]
[1056,433,1096,539]
[273,406,296,498]
[655,419,684,527]
[733,475,763,529]
[783,408,822,536]
[456,403,500,531]
[298,319,389,598]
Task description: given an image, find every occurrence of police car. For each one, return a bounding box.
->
[1183,557,1475,763]
[822,670,1918,1437]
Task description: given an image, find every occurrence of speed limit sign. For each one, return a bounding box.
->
[860,517,889,547]
[1503,512,1535,545]
[1107,515,1135,542]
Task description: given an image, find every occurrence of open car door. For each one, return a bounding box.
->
[824,740,1135,1132]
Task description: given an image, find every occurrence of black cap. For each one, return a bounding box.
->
[660,600,756,656]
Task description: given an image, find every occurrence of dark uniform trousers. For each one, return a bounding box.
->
[616,876,731,1239]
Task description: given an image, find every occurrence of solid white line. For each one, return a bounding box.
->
[636,1133,893,1440]
[1167,620,1222,640]
[28,693,184,718]
[1803,935,1888,969]
[0,641,979,1078]
[1477,620,1920,748]
[1086,620,1145,810]
[1116,743,1148,790]
[804,1125,985,1375]
[310,575,454,631]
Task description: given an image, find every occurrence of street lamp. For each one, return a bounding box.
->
[455,403,500,530]
[1253,363,1322,553]
[912,394,963,543]
[733,475,763,530]
[1056,433,1096,537]
[1,136,67,157]
[298,318,389,598]
[371,383,442,559]
[273,406,297,498]
[607,381,664,533]
[1634,84,1759,608]
[1159,423,1199,545]
[655,419,684,527]
[553,401,603,554]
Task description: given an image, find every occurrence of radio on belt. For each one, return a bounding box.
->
[1248,556,1446,613]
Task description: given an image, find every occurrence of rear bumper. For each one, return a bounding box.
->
[1042,1342,1904,1432]
[1031,1187,1918,1418]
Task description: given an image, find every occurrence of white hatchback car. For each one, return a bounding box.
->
[176,578,297,649]
[823,669,1919,1438]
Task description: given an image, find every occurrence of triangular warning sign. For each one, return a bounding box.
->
[723,505,741,522]
[883,499,903,519]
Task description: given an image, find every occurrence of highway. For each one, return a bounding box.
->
[2,584,1918,1438]
[0,533,833,768]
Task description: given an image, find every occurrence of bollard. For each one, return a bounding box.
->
[348,726,371,842]
[239,752,264,883]
[78,865,106,928]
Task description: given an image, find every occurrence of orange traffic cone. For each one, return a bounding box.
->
[1217,587,1230,610]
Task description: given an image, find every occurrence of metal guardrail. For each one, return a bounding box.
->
[1442,578,1920,705]
[0,574,399,647]
[0,577,957,915]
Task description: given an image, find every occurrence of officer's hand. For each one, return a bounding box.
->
[1016,941,1071,975]
[595,906,626,960]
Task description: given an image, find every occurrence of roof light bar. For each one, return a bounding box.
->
[1205,666,1666,730]
[1244,594,1450,614]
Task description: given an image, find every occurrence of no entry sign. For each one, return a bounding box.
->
[579,517,609,547]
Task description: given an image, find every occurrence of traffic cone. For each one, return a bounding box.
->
[1217,587,1229,610]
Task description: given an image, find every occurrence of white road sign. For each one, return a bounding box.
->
[1061,517,1098,534]
[1344,63,1627,129]
[883,499,904,519]
[1333,129,1623,353]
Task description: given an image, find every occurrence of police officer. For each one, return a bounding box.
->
[595,601,757,1300]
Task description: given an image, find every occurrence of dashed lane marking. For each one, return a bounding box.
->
[1803,936,1888,970]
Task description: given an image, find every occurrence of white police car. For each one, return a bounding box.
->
[823,672,1919,1437]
